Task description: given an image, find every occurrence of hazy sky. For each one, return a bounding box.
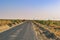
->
[0,0,60,20]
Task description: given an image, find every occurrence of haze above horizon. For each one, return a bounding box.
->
[0,0,60,20]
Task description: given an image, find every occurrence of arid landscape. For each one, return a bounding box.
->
[0,19,24,33]
[0,0,60,40]
[35,20,60,39]
[0,19,60,40]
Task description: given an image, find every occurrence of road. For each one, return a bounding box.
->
[0,21,37,40]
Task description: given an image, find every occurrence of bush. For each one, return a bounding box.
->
[7,23,12,27]
[16,22,19,24]
[36,20,53,26]
[12,22,16,25]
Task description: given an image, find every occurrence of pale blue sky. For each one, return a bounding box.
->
[0,0,60,20]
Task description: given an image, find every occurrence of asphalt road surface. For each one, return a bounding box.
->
[0,21,37,40]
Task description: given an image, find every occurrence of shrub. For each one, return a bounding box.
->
[7,23,12,27]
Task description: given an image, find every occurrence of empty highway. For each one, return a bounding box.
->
[0,21,37,40]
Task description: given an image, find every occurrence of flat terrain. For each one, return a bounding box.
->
[0,21,37,40]
[0,20,60,40]
[0,19,23,32]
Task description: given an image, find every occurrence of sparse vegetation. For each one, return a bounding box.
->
[0,19,24,33]
[35,20,60,26]
[35,20,60,38]
[7,23,12,27]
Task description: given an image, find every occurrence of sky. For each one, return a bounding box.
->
[0,0,60,20]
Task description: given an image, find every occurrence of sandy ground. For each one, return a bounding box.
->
[0,22,23,33]
[0,25,10,33]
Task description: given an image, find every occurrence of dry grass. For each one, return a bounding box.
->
[34,21,60,38]
[0,25,10,32]
[0,19,23,33]
[49,24,60,37]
